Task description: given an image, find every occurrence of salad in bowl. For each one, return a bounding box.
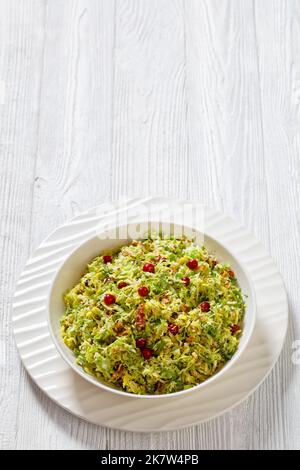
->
[57,231,249,396]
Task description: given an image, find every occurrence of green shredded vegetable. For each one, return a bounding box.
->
[61,235,245,395]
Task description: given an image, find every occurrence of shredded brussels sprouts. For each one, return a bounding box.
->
[61,235,245,394]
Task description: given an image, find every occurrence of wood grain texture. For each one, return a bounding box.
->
[0,0,45,450]
[111,0,188,200]
[0,0,299,449]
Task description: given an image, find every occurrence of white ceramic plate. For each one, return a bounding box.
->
[13,197,288,431]
[48,221,256,398]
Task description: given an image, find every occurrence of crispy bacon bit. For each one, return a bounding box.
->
[117,331,128,336]
[155,382,164,393]
[182,304,190,312]
[230,324,241,334]
[153,255,167,262]
[112,364,124,380]
[186,336,195,343]
[136,303,146,329]
[114,321,124,333]
[199,264,207,272]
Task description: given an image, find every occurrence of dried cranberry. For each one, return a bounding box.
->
[231,324,241,334]
[118,281,128,289]
[136,338,146,349]
[103,293,116,305]
[187,259,198,270]
[228,269,235,278]
[168,323,179,335]
[200,301,210,312]
[142,348,153,360]
[181,276,190,286]
[103,255,112,264]
[138,286,149,297]
[143,263,155,273]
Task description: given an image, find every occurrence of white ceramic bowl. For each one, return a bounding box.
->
[48,221,256,399]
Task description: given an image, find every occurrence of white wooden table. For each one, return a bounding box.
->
[0,0,299,450]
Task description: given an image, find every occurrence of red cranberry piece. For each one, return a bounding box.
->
[200,301,210,312]
[138,286,149,297]
[181,276,190,286]
[103,293,116,305]
[142,348,153,360]
[103,255,112,264]
[168,323,179,335]
[187,259,198,270]
[118,281,128,289]
[228,269,235,278]
[231,324,241,334]
[143,263,155,273]
[136,338,146,349]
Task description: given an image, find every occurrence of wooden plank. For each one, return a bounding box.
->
[110,0,188,200]
[185,0,276,449]
[254,0,300,450]
[14,0,115,449]
[108,0,188,448]
[0,0,45,450]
